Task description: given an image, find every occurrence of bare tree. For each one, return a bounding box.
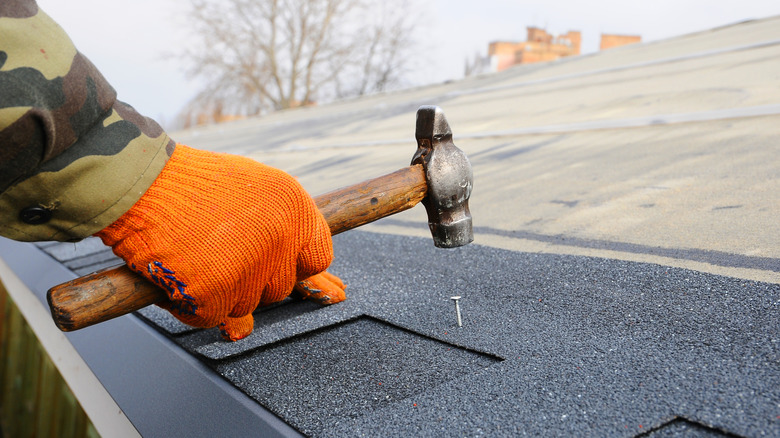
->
[177,0,421,126]
[334,1,418,98]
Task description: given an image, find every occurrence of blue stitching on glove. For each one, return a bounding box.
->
[141,261,198,316]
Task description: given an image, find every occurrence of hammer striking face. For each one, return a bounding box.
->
[412,106,474,248]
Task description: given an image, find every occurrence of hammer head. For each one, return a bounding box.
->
[412,106,474,248]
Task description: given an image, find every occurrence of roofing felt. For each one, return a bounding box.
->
[1,13,779,438]
[173,15,780,284]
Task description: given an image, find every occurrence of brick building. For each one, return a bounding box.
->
[483,28,642,73]
[600,33,642,50]
[488,27,581,71]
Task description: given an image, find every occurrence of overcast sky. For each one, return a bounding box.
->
[37,0,780,128]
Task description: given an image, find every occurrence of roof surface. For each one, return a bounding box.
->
[22,230,780,437]
[174,15,780,284]
[146,231,779,437]
[3,15,779,438]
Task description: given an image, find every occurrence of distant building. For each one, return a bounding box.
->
[600,34,642,50]
[488,27,582,72]
[472,28,642,76]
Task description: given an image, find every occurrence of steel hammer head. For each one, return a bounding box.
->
[412,106,474,248]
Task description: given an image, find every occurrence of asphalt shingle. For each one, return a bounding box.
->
[135,231,780,437]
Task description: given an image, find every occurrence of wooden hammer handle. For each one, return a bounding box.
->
[47,164,426,332]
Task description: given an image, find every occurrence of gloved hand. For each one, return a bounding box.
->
[95,144,346,341]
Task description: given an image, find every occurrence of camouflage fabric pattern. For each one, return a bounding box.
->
[0,0,174,242]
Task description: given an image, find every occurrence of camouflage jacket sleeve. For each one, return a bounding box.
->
[0,0,174,242]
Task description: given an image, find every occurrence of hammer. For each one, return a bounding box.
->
[47,105,473,332]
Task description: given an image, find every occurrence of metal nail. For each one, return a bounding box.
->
[450,296,462,327]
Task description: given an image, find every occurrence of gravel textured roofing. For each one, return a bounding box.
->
[27,231,780,436]
[133,231,779,437]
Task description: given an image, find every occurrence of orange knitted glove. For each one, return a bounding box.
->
[95,144,346,341]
